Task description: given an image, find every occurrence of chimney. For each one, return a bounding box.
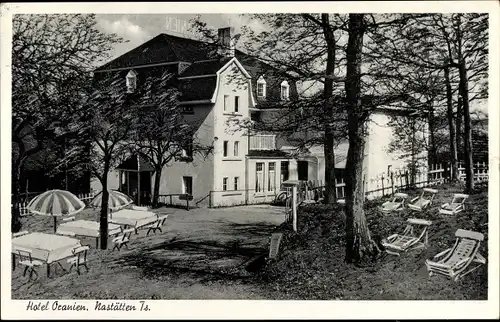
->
[217,27,235,58]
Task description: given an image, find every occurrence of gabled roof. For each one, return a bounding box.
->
[179,58,232,77]
[95,32,296,107]
[96,34,217,71]
[179,76,217,102]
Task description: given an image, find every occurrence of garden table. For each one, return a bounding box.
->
[57,220,122,248]
[12,232,81,277]
[109,209,158,233]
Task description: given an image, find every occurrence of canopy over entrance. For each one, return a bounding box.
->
[116,155,154,172]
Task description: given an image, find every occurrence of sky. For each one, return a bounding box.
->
[95,14,488,114]
[95,14,263,61]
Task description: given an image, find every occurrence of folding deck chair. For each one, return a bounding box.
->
[382,218,432,256]
[425,229,486,281]
[407,188,438,211]
[381,193,409,212]
[439,193,469,215]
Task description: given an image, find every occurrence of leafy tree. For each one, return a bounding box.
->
[85,74,140,249]
[131,71,213,207]
[11,14,123,232]
[368,13,488,192]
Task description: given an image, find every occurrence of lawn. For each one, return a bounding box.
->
[11,182,489,300]
[259,182,489,300]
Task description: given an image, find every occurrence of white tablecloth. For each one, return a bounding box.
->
[109,209,158,228]
[57,220,122,238]
[12,232,81,263]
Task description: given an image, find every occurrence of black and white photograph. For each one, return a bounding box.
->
[1,1,499,320]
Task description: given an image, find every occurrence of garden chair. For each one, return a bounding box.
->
[145,214,169,236]
[382,218,432,256]
[439,193,469,215]
[380,193,409,212]
[12,231,29,238]
[62,216,75,222]
[407,188,438,211]
[17,247,44,280]
[67,245,90,275]
[425,229,486,281]
[111,228,135,251]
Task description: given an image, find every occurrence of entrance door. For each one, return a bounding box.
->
[298,161,308,181]
[121,171,152,205]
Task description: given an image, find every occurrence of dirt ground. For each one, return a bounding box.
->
[11,204,286,299]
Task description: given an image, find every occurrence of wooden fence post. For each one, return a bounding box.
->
[391,171,394,194]
[381,173,385,196]
[292,185,297,232]
[405,170,409,190]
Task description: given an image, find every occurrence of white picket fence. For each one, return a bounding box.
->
[291,161,489,204]
[364,161,488,199]
[13,191,97,217]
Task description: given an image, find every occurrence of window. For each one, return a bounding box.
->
[181,136,194,160]
[181,106,194,114]
[224,95,229,112]
[223,177,228,191]
[255,162,264,193]
[234,96,239,113]
[223,141,229,157]
[234,177,239,190]
[257,76,266,97]
[280,161,289,183]
[268,162,276,192]
[280,80,290,100]
[183,176,193,195]
[234,141,239,157]
[126,70,137,93]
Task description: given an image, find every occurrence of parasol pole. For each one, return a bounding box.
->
[137,156,141,206]
[53,215,57,234]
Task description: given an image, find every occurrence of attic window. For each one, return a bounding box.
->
[126,70,138,93]
[257,76,266,98]
[280,80,289,101]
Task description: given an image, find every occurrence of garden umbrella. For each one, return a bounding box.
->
[26,189,86,233]
[89,190,134,211]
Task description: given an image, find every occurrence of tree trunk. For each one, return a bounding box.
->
[410,118,417,187]
[322,13,338,205]
[444,67,459,182]
[152,166,162,207]
[427,105,438,165]
[11,159,23,232]
[344,14,380,265]
[455,95,462,162]
[458,61,474,193]
[456,15,474,193]
[99,162,110,250]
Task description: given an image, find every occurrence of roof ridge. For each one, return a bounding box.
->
[96,34,166,71]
